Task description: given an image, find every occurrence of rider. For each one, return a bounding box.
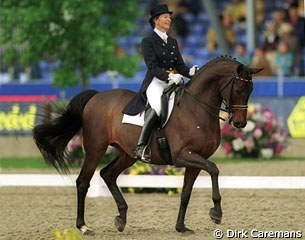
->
[122,4,198,162]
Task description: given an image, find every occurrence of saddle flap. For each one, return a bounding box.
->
[160,84,178,126]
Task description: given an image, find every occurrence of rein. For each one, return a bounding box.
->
[176,73,252,121]
[181,87,228,121]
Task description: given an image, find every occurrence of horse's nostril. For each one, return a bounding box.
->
[234,121,246,128]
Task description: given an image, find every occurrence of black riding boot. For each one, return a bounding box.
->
[134,109,158,162]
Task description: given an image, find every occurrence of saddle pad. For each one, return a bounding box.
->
[122,92,175,127]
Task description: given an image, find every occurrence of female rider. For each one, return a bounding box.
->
[123,4,198,162]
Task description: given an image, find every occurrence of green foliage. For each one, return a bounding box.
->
[0,0,142,89]
[0,157,49,169]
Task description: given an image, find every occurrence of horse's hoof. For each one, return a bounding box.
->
[79,225,95,236]
[114,215,126,232]
[176,225,195,234]
[209,208,222,224]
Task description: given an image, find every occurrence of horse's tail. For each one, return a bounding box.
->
[33,89,99,174]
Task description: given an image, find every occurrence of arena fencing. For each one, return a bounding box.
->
[1,172,305,197]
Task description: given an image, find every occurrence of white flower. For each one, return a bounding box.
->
[260,148,274,159]
[252,111,261,121]
[242,120,255,132]
[232,138,245,151]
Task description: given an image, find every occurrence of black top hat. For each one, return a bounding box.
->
[149,4,173,24]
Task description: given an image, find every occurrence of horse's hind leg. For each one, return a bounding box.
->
[76,152,105,235]
[100,152,135,232]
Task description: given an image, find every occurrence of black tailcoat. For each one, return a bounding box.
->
[122,31,190,115]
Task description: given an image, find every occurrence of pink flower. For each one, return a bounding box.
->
[253,128,263,139]
[274,145,284,155]
[234,130,245,138]
[244,138,255,152]
[221,123,232,136]
[263,108,273,119]
[264,122,273,132]
[223,142,232,154]
[271,132,281,142]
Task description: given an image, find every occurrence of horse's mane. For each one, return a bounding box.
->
[186,55,239,87]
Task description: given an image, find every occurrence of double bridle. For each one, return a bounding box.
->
[220,73,253,109]
[179,72,253,121]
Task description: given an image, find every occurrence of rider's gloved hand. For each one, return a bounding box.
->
[168,73,183,85]
[189,65,199,76]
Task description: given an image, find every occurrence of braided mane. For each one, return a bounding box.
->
[186,55,239,86]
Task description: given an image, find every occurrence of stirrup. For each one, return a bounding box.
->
[135,145,151,163]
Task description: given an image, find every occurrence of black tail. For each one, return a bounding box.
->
[33,89,99,174]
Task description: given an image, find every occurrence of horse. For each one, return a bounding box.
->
[32,56,263,235]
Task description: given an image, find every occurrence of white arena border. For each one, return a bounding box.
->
[1,172,305,197]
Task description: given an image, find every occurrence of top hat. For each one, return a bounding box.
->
[149,4,173,24]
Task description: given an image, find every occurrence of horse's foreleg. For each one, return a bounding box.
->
[175,150,222,225]
[208,163,222,224]
[176,167,200,233]
[100,152,135,232]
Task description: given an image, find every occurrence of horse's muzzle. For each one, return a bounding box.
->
[233,120,247,128]
[229,111,247,128]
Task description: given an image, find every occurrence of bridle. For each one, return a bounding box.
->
[178,72,253,121]
[220,73,253,109]
[220,73,253,122]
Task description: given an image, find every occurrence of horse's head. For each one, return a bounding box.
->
[221,63,263,128]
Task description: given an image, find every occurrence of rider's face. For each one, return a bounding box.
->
[155,13,171,32]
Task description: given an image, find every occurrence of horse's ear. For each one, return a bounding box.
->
[250,68,264,74]
[236,64,244,74]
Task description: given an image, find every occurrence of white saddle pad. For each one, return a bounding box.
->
[122,92,175,127]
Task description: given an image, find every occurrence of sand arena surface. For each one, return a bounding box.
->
[1,160,305,240]
[0,188,304,240]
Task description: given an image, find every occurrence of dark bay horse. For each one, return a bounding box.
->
[32,56,262,235]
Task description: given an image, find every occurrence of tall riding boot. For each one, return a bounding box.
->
[134,109,158,162]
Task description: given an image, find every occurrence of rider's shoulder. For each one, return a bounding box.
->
[141,34,154,44]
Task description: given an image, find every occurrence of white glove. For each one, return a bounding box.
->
[168,73,182,85]
[189,65,199,76]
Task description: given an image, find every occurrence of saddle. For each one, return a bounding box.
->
[122,84,182,165]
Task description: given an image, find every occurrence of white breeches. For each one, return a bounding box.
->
[146,77,171,116]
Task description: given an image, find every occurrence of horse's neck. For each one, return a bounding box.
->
[187,73,224,110]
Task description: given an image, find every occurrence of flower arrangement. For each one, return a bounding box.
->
[221,103,289,159]
[122,162,184,195]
